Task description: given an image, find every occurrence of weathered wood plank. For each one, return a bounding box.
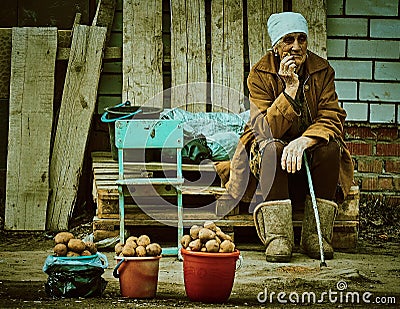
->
[48,25,107,231]
[170,0,207,112]
[92,0,116,44]
[5,27,57,230]
[292,0,327,59]
[122,0,163,107]
[247,0,283,68]
[211,0,244,113]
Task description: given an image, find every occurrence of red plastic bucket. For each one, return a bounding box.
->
[113,256,161,298]
[181,248,242,303]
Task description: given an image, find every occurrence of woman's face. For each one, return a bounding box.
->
[274,32,308,69]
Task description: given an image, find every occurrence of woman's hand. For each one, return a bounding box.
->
[281,136,319,173]
[278,53,299,99]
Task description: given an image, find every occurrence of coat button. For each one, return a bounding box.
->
[304,84,310,91]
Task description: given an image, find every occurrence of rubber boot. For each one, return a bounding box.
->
[301,196,338,260]
[253,200,294,262]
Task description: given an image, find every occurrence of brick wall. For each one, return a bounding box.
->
[328,0,400,203]
[344,123,399,204]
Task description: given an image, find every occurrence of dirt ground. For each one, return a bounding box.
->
[0,229,399,308]
[0,197,398,308]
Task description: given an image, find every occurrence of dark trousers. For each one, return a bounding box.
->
[259,140,340,209]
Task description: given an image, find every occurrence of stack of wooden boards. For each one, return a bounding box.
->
[91,151,360,249]
[4,0,115,231]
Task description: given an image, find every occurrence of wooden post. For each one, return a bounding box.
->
[292,0,327,59]
[47,25,107,231]
[122,0,163,107]
[5,27,57,230]
[247,0,283,68]
[170,0,207,112]
[211,0,244,113]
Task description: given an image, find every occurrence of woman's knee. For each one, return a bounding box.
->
[312,140,340,162]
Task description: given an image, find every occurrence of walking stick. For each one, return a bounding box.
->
[303,152,327,267]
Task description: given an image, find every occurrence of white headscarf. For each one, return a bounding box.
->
[267,12,309,46]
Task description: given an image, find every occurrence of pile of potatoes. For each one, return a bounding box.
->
[180,221,235,253]
[114,235,162,257]
[53,232,97,257]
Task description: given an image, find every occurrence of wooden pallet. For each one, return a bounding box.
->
[91,152,359,249]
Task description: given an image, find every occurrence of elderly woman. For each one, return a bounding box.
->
[216,12,354,262]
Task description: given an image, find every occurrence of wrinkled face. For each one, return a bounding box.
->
[273,32,308,68]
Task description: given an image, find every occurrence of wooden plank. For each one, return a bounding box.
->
[93,214,358,230]
[5,27,57,230]
[92,0,116,44]
[292,0,327,59]
[211,0,244,113]
[170,0,207,112]
[122,0,163,107]
[48,25,107,231]
[247,0,283,68]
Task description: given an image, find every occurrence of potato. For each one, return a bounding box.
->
[201,247,207,252]
[204,221,217,232]
[216,230,232,241]
[81,250,92,256]
[205,239,220,253]
[54,232,74,245]
[137,235,151,247]
[180,235,191,248]
[219,240,235,253]
[188,239,202,251]
[126,239,138,249]
[146,243,162,256]
[135,245,147,257]
[190,225,201,240]
[126,236,138,244]
[121,244,136,257]
[66,251,80,257]
[215,236,222,244]
[53,243,67,256]
[199,228,216,243]
[68,239,86,253]
[85,241,97,254]
[115,242,124,256]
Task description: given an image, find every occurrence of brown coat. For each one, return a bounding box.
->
[215,50,354,203]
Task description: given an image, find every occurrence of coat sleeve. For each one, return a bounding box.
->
[302,65,346,142]
[247,68,299,140]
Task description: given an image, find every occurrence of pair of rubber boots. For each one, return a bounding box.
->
[253,197,337,262]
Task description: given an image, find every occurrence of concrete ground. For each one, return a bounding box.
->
[0,234,399,308]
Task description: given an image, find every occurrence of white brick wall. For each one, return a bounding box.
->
[327,0,400,123]
[335,81,357,100]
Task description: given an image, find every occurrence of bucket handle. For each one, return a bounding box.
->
[101,101,142,123]
[97,251,109,269]
[236,255,243,272]
[113,258,125,278]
